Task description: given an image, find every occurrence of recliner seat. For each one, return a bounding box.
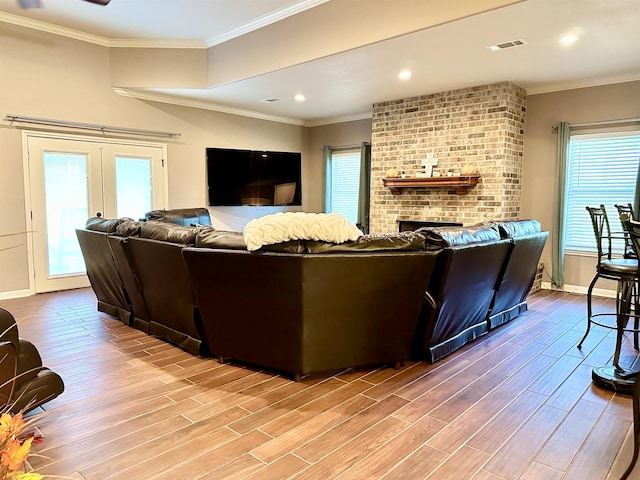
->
[0,307,64,413]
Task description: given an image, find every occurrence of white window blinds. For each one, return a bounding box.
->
[326,149,361,224]
[564,132,640,253]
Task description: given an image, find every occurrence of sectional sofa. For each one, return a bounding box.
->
[77,212,439,379]
[76,208,547,379]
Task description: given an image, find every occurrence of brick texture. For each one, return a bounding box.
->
[370,82,526,233]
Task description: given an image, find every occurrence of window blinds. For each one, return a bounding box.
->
[326,149,361,224]
[564,132,640,253]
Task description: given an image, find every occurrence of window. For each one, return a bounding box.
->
[324,144,371,232]
[564,131,640,254]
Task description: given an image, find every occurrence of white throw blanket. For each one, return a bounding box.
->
[243,212,363,251]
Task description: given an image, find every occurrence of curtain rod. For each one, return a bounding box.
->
[4,114,181,138]
[553,117,640,130]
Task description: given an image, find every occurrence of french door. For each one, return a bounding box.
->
[25,133,167,293]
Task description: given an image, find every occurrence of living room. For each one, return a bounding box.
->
[1,0,640,478]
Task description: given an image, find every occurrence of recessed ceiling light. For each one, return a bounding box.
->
[398,70,412,80]
[294,94,306,102]
[560,34,578,45]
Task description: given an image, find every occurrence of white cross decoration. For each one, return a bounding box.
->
[421,154,438,177]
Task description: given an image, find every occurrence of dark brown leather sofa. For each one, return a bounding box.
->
[182,230,438,380]
[115,221,210,356]
[76,217,152,332]
[0,307,64,413]
[487,220,548,329]
[76,217,132,324]
[411,221,548,363]
[77,209,547,375]
[412,224,513,362]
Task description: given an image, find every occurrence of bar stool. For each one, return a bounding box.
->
[578,205,639,393]
[617,203,637,259]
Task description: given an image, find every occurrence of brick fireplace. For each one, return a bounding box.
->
[369,81,526,233]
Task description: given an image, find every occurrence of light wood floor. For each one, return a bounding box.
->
[2,288,640,479]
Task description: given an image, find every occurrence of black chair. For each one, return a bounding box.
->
[617,203,637,259]
[578,206,639,373]
[0,307,64,413]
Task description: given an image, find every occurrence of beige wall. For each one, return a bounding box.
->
[307,119,373,212]
[0,24,308,296]
[522,80,640,291]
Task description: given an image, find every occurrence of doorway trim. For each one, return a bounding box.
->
[21,130,169,295]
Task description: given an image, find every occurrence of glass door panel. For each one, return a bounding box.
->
[115,156,152,220]
[43,152,89,276]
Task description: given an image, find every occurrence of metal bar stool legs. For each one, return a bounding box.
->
[621,372,640,480]
[614,279,635,372]
[577,273,600,349]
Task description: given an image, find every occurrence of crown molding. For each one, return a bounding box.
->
[107,39,207,49]
[0,11,110,46]
[305,112,373,127]
[526,73,640,95]
[113,88,306,127]
[113,88,375,128]
[1,0,329,49]
[204,0,330,47]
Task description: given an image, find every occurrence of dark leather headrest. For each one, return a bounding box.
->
[493,219,541,238]
[116,219,143,237]
[144,208,211,226]
[139,221,202,245]
[85,217,130,233]
[418,224,501,248]
[306,231,425,253]
[196,230,247,250]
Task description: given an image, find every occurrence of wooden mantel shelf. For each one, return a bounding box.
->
[382,174,480,195]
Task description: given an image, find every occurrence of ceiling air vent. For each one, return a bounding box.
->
[261,98,281,103]
[487,39,528,51]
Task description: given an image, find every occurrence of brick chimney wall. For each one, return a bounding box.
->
[369,82,527,233]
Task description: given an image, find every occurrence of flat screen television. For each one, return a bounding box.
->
[206,148,302,206]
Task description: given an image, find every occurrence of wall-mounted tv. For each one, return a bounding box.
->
[206,148,302,207]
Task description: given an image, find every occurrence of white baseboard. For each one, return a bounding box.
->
[0,289,33,301]
[541,281,616,299]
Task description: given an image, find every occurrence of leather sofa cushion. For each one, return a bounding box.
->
[196,230,246,250]
[85,217,130,233]
[139,221,202,245]
[494,219,541,238]
[195,230,306,253]
[418,224,501,248]
[306,231,425,253]
[116,219,144,237]
[145,207,212,226]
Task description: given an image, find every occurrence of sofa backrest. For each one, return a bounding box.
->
[144,208,211,226]
[412,224,512,362]
[181,247,438,376]
[122,232,205,355]
[492,219,541,239]
[76,217,132,323]
[487,220,548,327]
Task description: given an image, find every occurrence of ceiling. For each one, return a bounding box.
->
[1,0,639,126]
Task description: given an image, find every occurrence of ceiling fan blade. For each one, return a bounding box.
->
[83,0,111,4]
[17,0,42,8]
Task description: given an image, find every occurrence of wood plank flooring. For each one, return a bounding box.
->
[2,288,640,479]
